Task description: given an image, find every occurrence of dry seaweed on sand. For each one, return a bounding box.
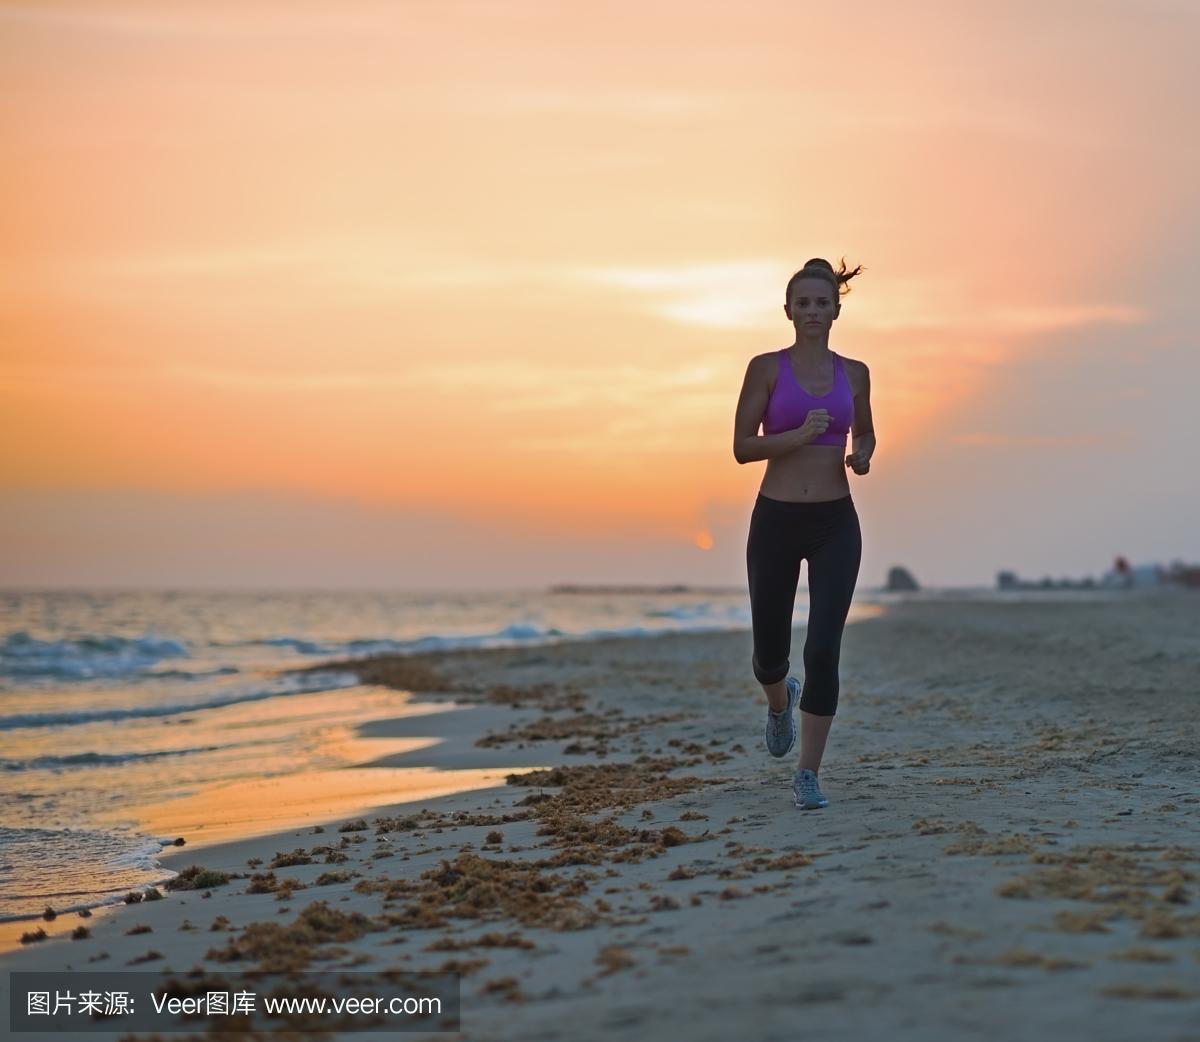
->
[1109,945,1176,962]
[534,817,693,868]
[737,850,816,874]
[293,652,457,693]
[373,852,600,932]
[1099,982,1199,1000]
[494,758,714,869]
[480,682,590,711]
[164,865,232,891]
[943,833,1041,856]
[369,807,528,835]
[505,758,721,817]
[205,900,379,972]
[594,944,637,976]
[992,842,1200,936]
[475,709,685,748]
[244,871,307,899]
[268,849,314,868]
[478,975,526,1001]
[424,930,535,951]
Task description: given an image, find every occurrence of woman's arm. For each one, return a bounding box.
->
[845,359,875,474]
[732,355,814,463]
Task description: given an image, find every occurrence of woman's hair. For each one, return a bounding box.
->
[785,256,865,307]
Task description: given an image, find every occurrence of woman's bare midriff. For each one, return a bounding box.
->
[759,444,850,502]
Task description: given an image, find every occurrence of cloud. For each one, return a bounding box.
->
[572,260,785,330]
[570,263,1150,334]
[445,86,727,119]
[0,3,361,40]
[950,432,1120,448]
[979,304,1146,332]
[0,486,739,590]
[27,237,1154,340]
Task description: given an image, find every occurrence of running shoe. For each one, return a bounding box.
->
[764,676,800,758]
[793,768,829,810]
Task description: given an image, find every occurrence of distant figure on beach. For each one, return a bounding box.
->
[733,257,875,810]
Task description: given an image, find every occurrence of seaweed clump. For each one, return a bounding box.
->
[206,900,379,972]
[377,852,598,932]
[164,866,231,891]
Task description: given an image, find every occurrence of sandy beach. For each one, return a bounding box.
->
[5,590,1199,1041]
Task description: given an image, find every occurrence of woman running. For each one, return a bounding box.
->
[732,257,874,810]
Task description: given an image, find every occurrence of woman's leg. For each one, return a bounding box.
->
[746,495,804,711]
[797,499,862,772]
[798,710,836,775]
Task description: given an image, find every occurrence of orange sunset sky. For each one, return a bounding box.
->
[2,0,1197,590]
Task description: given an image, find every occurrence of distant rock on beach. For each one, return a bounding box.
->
[885,566,920,592]
[997,569,1097,590]
[997,557,1200,591]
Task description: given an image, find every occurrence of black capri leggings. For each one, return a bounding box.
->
[746,492,862,716]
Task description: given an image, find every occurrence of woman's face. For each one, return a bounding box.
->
[784,277,839,334]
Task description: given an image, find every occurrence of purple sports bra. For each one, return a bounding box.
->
[762,348,854,447]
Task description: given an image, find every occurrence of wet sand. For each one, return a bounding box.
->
[5,591,1199,1041]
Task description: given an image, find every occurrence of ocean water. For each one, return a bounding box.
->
[2,584,855,928]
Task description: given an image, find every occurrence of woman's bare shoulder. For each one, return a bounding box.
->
[742,350,781,378]
[839,354,870,392]
[750,348,783,364]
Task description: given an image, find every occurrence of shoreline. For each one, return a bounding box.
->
[4,590,1199,1040]
[0,599,886,927]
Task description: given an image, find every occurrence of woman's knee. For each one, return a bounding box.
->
[803,640,840,678]
[752,652,789,686]
[798,685,838,716]
[799,643,840,713]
